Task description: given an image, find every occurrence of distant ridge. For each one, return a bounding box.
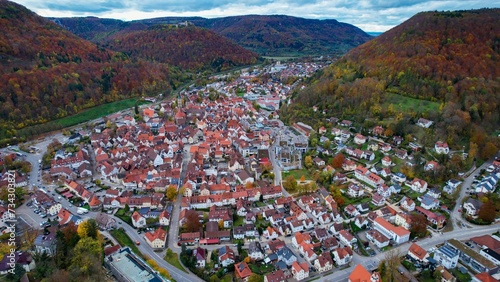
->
[52,14,373,56]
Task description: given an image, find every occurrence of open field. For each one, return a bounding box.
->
[110,228,142,257]
[164,250,188,273]
[17,98,151,138]
[384,92,440,114]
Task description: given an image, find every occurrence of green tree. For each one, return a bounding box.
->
[248,273,264,282]
[5,264,26,282]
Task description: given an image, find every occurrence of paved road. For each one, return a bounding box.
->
[451,151,500,230]
[167,145,191,253]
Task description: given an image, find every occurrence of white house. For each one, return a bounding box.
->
[373,217,410,245]
[435,141,450,154]
[291,261,309,281]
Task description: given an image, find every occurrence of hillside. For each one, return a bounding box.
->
[281,9,500,158]
[0,1,180,145]
[52,15,372,56]
[99,24,259,71]
[191,15,372,56]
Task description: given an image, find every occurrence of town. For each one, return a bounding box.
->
[0,60,499,282]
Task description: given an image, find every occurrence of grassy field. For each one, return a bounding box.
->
[282,169,313,180]
[110,228,142,256]
[164,249,188,273]
[18,98,150,137]
[384,92,440,114]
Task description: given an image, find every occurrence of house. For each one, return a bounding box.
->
[248,242,265,261]
[373,217,410,244]
[394,212,412,230]
[436,266,456,282]
[292,232,311,249]
[400,196,416,212]
[275,246,297,266]
[435,141,450,154]
[419,193,440,210]
[333,247,353,266]
[415,207,447,229]
[349,264,382,282]
[233,226,245,240]
[463,198,483,217]
[474,272,498,282]
[159,209,170,226]
[322,237,339,251]
[371,193,385,207]
[193,247,206,268]
[417,118,433,128]
[145,228,167,249]
[95,212,117,230]
[235,262,253,280]
[347,183,365,198]
[445,239,498,274]
[218,246,235,267]
[366,230,390,248]
[352,214,367,229]
[342,204,359,218]
[338,230,357,248]
[354,134,367,145]
[382,156,392,167]
[313,157,326,167]
[131,211,146,228]
[314,252,333,273]
[291,261,310,281]
[407,243,429,264]
[433,243,460,269]
[0,251,36,275]
[425,160,440,171]
[330,222,345,236]
[427,188,442,199]
[392,172,407,183]
[264,226,279,240]
[411,178,428,193]
[264,270,285,282]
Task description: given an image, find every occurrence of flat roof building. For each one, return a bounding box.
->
[104,247,168,282]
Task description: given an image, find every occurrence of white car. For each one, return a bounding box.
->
[486,165,495,172]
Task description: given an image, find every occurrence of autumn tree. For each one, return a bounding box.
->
[304,155,313,168]
[379,249,407,282]
[77,219,99,239]
[166,185,178,201]
[283,175,297,192]
[69,237,104,280]
[478,200,496,223]
[332,153,345,169]
[184,210,201,232]
[410,213,427,238]
[481,142,498,159]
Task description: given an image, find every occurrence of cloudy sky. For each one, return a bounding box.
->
[11,0,500,32]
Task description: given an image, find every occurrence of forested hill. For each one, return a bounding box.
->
[281,9,500,159]
[99,25,259,71]
[0,1,180,145]
[52,15,373,56]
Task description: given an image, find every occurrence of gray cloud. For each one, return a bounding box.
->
[10,0,500,31]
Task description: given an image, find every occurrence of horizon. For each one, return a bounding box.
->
[10,0,500,32]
